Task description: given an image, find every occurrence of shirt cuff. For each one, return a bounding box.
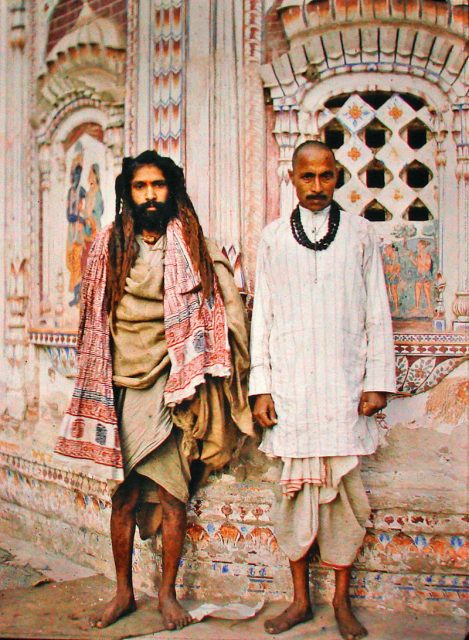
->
[249,365,272,396]
[363,374,397,394]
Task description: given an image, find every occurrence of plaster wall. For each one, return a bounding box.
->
[0,0,467,618]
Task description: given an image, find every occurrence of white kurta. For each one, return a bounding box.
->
[249,205,396,458]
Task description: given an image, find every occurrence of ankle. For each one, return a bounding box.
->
[159,586,177,600]
[292,596,311,610]
[333,595,351,609]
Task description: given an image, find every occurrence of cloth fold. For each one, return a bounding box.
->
[55,225,253,482]
[163,219,232,405]
[273,455,368,562]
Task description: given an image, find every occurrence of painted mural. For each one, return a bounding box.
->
[65,142,104,307]
[38,125,114,332]
[380,222,439,321]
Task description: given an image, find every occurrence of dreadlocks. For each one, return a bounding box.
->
[106,150,216,325]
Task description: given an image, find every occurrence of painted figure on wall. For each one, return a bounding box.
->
[65,143,86,306]
[381,226,437,321]
[65,141,105,308]
[383,243,401,314]
[408,239,434,315]
[81,163,104,273]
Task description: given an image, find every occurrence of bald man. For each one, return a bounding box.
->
[250,141,396,639]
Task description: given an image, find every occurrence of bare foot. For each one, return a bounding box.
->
[158,592,193,630]
[334,599,367,640]
[264,601,313,634]
[91,592,136,628]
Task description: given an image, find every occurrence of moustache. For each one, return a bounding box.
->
[306,194,327,200]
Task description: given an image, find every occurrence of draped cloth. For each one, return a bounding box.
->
[163,218,231,405]
[273,455,370,563]
[55,223,252,483]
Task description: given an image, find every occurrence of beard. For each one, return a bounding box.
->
[130,199,177,234]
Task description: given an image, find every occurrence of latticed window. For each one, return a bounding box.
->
[318,92,437,225]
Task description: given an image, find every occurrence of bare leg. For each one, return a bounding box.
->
[333,567,367,640]
[264,555,313,634]
[391,285,399,313]
[414,282,422,311]
[423,282,433,313]
[92,474,140,628]
[157,485,192,630]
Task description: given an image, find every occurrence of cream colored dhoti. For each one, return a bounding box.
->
[115,378,190,506]
[272,456,370,565]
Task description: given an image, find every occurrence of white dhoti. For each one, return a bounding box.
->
[272,456,370,564]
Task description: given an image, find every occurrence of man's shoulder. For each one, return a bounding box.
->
[339,208,371,230]
[339,209,375,242]
[260,216,290,244]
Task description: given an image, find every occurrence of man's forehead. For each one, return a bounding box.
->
[131,164,165,181]
[293,148,336,171]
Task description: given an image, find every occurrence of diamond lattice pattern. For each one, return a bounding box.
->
[321,92,438,224]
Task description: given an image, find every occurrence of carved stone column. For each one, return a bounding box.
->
[209,0,244,251]
[242,0,266,294]
[452,104,469,331]
[104,104,125,172]
[273,106,300,218]
[4,0,29,419]
[38,142,51,321]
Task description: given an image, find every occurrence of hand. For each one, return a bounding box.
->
[252,394,278,428]
[358,391,387,417]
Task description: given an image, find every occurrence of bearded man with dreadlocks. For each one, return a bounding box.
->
[55,151,253,630]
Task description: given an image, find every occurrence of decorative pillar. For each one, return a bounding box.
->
[152,0,184,164]
[433,115,448,332]
[38,142,51,321]
[452,104,469,331]
[4,0,29,419]
[209,0,244,251]
[124,0,139,155]
[242,0,266,295]
[104,104,125,171]
[273,106,300,218]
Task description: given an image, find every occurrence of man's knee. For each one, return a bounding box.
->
[158,486,186,514]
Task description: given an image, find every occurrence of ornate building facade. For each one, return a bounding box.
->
[0,0,467,614]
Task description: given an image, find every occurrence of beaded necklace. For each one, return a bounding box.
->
[290,200,341,251]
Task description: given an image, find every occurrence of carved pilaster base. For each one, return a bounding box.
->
[452,291,469,332]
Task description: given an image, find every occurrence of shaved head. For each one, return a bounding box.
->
[292,140,336,169]
[289,140,338,212]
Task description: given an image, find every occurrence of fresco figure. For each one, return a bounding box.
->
[408,238,434,315]
[55,151,253,631]
[250,141,396,639]
[383,243,401,314]
[66,145,86,306]
[81,163,104,274]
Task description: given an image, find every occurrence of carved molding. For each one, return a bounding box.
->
[261,20,467,106]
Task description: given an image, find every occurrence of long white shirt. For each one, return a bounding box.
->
[249,205,396,458]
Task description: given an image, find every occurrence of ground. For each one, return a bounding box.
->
[0,528,466,640]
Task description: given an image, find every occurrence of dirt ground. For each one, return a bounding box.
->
[0,529,466,640]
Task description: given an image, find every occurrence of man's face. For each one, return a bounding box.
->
[130,165,169,207]
[130,164,175,232]
[288,147,338,212]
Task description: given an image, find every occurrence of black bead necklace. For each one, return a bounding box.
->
[290,201,341,251]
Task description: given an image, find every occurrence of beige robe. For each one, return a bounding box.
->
[111,236,253,474]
